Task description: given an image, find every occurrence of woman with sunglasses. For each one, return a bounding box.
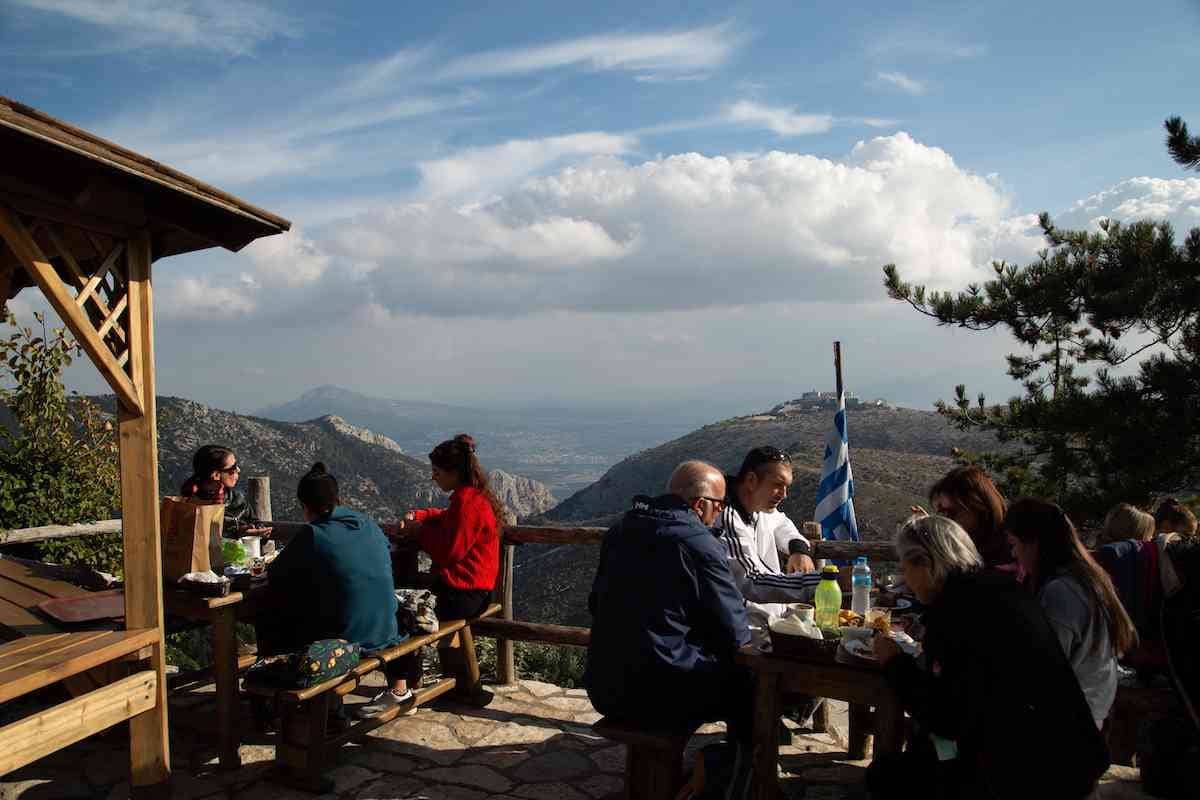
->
[922,465,1013,571]
[180,444,269,538]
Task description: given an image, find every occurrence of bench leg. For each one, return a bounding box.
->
[212,605,242,770]
[625,744,683,800]
[848,703,871,760]
[275,695,335,794]
[444,625,491,706]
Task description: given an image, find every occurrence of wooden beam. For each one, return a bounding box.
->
[503,525,606,546]
[496,544,515,684]
[118,231,170,790]
[0,519,122,545]
[0,204,141,414]
[471,618,590,648]
[0,670,157,776]
[76,241,123,308]
[96,291,128,341]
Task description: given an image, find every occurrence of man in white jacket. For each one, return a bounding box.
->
[718,446,820,630]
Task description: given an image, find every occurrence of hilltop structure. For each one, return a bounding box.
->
[769,392,891,415]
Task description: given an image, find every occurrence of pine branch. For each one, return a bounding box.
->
[1166,116,1200,171]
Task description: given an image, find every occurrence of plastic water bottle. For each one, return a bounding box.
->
[851,557,872,617]
[814,565,843,629]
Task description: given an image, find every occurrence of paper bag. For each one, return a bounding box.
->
[160,496,226,582]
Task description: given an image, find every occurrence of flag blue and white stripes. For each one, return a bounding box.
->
[814,392,859,542]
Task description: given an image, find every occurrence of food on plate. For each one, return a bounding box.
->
[838,609,863,627]
[869,614,892,635]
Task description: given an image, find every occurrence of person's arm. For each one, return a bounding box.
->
[409,507,447,523]
[881,641,968,741]
[724,522,821,602]
[772,514,815,573]
[695,548,752,653]
[415,492,479,566]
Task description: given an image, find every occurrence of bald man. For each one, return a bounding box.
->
[584,460,754,744]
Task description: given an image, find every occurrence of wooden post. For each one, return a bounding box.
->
[119,232,170,795]
[246,476,272,522]
[496,543,516,685]
[834,340,844,402]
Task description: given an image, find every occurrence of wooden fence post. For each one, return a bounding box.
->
[247,476,272,522]
[496,542,516,685]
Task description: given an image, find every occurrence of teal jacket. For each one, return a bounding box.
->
[266,506,404,652]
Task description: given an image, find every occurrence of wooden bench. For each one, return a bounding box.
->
[246,603,501,792]
[592,717,698,800]
[0,629,160,776]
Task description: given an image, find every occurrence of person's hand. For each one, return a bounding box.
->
[244,526,271,537]
[873,631,901,666]
[404,511,417,522]
[786,553,816,574]
[910,505,929,518]
[383,522,406,538]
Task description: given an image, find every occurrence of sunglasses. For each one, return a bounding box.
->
[698,496,727,512]
[219,463,241,474]
[749,446,791,465]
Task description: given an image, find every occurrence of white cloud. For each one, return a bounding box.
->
[875,71,927,95]
[243,229,331,288]
[157,276,258,320]
[438,22,743,80]
[14,0,298,56]
[722,100,834,137]
[301,132,1045,318]
[1057,177,1200,234]
[417,133,636,198]
[858,117,901,129]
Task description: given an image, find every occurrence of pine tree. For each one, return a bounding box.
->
[883,127,1200,522]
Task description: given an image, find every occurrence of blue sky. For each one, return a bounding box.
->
[3,0,1200,419]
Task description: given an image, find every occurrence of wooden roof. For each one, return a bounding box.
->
[0,96,291,264]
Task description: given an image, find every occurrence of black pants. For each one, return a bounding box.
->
[385,582,492,683]
[594,664,756,746]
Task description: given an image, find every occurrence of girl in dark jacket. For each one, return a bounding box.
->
[868,514,1109,800]
[356,434,503,718]
[179,444,268,539]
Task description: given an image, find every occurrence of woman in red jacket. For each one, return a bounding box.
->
[357,433,504,717]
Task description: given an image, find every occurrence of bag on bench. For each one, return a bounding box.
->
[245,639,362,690]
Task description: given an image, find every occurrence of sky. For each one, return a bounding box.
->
[3,0,1200,421]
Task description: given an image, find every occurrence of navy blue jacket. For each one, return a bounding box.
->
[584,495,751,712]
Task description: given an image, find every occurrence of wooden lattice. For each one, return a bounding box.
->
[0,202,143,414]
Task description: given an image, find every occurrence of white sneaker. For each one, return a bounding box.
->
[355,688,414,719]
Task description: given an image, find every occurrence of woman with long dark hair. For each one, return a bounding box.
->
[357,433,503,718]
[868,515,1109,799]
[925,465,1012,570]
[180,444,267,538]
[1004,498,1137,726]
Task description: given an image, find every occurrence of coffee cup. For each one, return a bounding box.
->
[240,536,262,560]
[789,603,815,623]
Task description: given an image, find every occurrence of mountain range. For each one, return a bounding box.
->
[256,385,704,498]
[151,397,556,523]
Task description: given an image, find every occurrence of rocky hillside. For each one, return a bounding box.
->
[150,397,556,523]
[516,406,1001,625]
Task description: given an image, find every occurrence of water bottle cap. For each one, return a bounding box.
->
[855,556,867,565]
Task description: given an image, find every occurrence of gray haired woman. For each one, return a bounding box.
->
[866,515,1109,800]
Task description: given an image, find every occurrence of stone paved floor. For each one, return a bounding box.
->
[0,676,1157,800]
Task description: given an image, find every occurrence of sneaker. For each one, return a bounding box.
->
[355,688,414,719]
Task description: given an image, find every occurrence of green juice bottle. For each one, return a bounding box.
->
[815,565,843,630]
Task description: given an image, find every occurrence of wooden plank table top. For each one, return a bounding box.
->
[0,557,102,641]
[0,628,158,704]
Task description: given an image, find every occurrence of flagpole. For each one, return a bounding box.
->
[834,341,844,400]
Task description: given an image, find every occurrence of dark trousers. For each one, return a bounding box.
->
[385,582,492,683]
[595,664,755,746]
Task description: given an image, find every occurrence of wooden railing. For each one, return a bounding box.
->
[1,515,896,685]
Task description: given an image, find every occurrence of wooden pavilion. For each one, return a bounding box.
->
[0,96,290,795]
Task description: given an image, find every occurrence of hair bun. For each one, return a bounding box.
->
[454,434,476,453]
[308,461,328,475]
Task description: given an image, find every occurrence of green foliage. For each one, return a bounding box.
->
[884,198,1200,522]
[0,313,122,573]
[474,637,586,688]
[1166,116,1200,171]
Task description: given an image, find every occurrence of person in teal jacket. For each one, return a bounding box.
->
[256,462,405,656]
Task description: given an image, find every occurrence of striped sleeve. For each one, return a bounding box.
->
[721,510,822,603]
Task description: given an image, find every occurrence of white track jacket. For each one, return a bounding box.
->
[717,505,821,625]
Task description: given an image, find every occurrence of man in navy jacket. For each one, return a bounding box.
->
[584,460,753,742]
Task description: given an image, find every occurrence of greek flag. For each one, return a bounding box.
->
[814,392,859,541]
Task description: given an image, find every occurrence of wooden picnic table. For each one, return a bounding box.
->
[738,645,906,800]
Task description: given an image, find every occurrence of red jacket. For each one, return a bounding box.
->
[412,486,499,591]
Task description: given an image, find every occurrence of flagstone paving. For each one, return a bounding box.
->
[0,678,1156,799]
